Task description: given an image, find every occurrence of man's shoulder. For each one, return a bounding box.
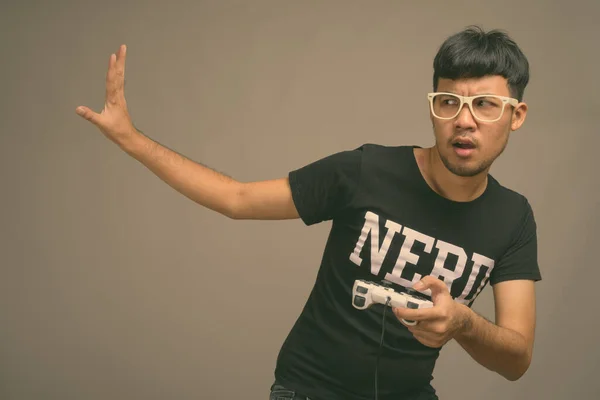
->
[487,174,534,215]
[354,142,416,154]
[352,143,417,167]
[308,143,416,175]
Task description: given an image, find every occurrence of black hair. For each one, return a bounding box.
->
[433,25,530,101]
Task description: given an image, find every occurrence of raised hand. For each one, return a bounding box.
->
[76,44,137,146]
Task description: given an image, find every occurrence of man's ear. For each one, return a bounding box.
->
[511,102,528,131]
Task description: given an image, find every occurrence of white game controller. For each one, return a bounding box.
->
[351,279,434,326]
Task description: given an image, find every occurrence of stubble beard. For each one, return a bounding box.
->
[438,150,491,177]
[436,135,509,178]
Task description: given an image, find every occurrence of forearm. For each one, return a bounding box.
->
[454,304,532,381]
[119,129,240,218]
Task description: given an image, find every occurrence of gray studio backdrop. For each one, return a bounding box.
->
[2,1,599,399]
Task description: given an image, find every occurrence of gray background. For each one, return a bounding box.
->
[2,1,599,399]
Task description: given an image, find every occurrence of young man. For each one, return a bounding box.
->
[76,26,541,400]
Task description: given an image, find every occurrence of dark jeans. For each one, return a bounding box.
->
[269,381,313,400]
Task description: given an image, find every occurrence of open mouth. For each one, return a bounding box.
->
[451,138,476,157]
[453,142,475,149]
[452,139,476,149]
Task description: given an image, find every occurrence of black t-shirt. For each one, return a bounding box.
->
[274,144,541,400]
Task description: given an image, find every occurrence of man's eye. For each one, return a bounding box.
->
[475,98,500,108]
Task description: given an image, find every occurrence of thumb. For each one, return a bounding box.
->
[75,106,100,125]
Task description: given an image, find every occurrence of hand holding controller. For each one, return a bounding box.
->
[351,279,433,326]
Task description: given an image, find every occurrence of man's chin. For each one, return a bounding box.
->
[448,166,486,177]
[441,156,488,178]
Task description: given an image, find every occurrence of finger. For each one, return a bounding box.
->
[105,52,118,105]
[405,320,438,334]
[393,306,434,322]
[400,319,418,327]
[414,275,446,292]
[117,44,127,75]
[75,106,101,125]
[106,46,126,107]
[410,330,444,348]
[114,45,126,89]
[405,322,425,333]
[415,276,449,300]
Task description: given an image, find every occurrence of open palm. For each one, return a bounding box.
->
[76,45,136,145]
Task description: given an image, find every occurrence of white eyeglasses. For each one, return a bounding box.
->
[427,92,519,122]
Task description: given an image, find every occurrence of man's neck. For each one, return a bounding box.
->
[414,146,489,203]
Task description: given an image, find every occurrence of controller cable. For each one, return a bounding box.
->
[374,296,392,400]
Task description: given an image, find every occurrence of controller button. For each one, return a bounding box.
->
[407,301,418,309]
[406,288,428,301]
[353,295,366,307]
[356,286,368,294]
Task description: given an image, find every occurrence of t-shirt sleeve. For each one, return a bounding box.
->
[490,199,542,285]
[288,147,363,226]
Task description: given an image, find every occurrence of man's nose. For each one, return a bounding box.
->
[454,104,477,129]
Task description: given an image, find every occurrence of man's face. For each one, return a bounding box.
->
[430,75,527,177]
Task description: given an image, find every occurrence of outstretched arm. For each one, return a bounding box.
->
[76,45,299,221]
